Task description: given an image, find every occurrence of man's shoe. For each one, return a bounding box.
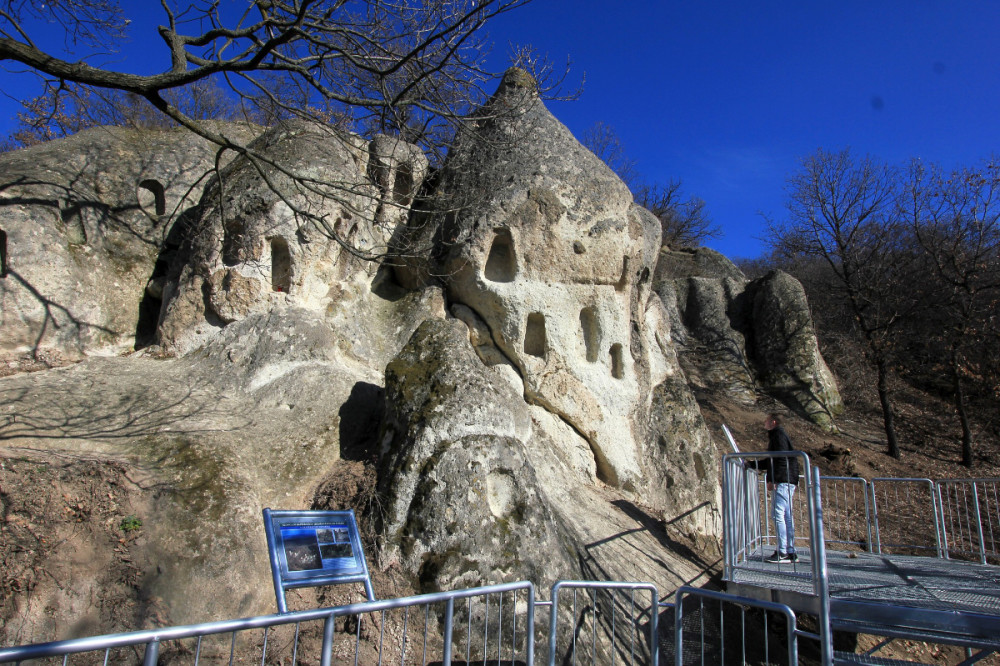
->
[765,552,792,563]
[788,553,799,563]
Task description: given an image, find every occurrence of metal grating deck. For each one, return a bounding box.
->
[728,548,1000,648]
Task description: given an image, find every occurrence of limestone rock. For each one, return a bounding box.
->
[158,120,429,355]
[0,123,259,360]
[395,69,664,491]
[747,270,843,429]
[378,72,723,595]
[654,248,842,429]
[369,134,429,238]
[378,319,577,589]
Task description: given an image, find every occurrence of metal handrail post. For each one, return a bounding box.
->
[526,585,536,666]
[926,479,943,558]
[319,614,335,666]
[442,598,454,666]
[869,481,882,554]
[810,467,833,666]
[142,640,159,666]
[722,458,731,578]
[726,458,736,577]
[972,481,987,564]
[546,585,560,666]
[649,586,659,666]
[863,479,873,552]
[673,590,684,666]
[934,483,951,560]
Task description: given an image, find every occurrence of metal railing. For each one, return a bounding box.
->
[691,464,832,664]
[545,581,660,666]
[672,586,803,666]
[869,477,941,556]
[818,476,872,551]
[722,451,818,583]
[0,581,535,666]
[725,452,1000,565]
[936,478,1000,564]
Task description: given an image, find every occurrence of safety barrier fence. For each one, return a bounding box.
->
[1,580,677,666]
[546,581,660,666]
[724,454,1000,564]
[0,581,536,666]
[936,478,1000,564]
[672,586,808,665]
[0,579,833,665]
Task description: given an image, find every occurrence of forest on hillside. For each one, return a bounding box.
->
[739,149,1000,468]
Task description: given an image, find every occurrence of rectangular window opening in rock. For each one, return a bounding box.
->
[524,312,546,358]
[580,306,601,363]
[610,343,624,379]
[270,237,292,293]
[0,228,7,277]
[138,179,167,220]
[485,228,516,282]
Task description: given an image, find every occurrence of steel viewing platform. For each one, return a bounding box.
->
[723,449,1000,663]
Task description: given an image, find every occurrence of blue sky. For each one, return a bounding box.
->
[485,1,1000,259]
[2,1,998,260]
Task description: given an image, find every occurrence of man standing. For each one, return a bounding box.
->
[748,413,800,563]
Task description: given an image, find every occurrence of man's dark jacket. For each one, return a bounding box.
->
[749,426,800,484]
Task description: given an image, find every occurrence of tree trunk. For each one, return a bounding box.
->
[876,358,900,458]
[952,347,974,467]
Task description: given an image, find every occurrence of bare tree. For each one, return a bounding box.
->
[768,148,922,458]
[0,0,538,259]
[904,158,1000,466]
[634,180,720,249]
[581,121,640,191]
[581,121,719,248]
[3,78,238,149]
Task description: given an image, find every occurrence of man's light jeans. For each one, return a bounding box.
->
[773,483,797,556]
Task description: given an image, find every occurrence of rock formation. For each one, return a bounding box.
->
[0,69,840,643]
[0,123,260,362]
[655,247,843,430]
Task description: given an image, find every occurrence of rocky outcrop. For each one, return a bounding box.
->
[747,270,843,429]
[158,121,431,357]
[654,247,842,429]
[0,123,259,362]
[378,319,579,590]
[378,70,722,593]
[393,69,692,494]
[0,69,839,643]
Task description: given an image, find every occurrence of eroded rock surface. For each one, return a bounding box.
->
[0,69,838,645]
[394,69,693,496]
[654,247,842,429]
[379,70,722,592]
[378,319,578,590]
[0,123,259,361]
[159,120,429,354]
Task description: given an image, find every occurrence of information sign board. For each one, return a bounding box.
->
[263,508,375,613]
